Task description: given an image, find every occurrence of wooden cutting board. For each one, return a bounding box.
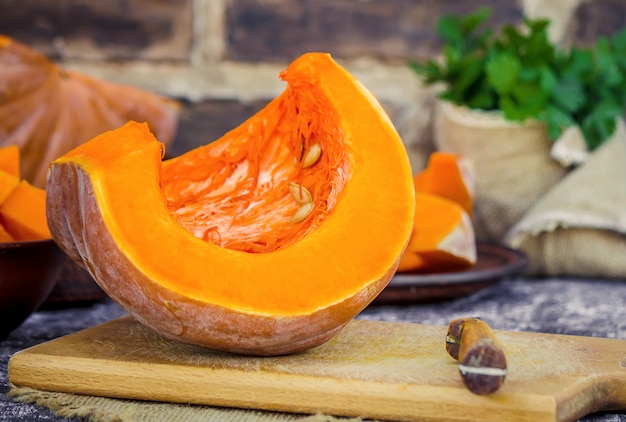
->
[8,316,626,422]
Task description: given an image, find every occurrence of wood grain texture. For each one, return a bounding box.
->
[8,316,626,422]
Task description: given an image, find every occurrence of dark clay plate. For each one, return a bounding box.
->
[373,243,528,305]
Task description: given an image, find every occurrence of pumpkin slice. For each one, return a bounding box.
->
[0,169,19,205]
[0,180,50,241]
[46,53,415,356]
[414,152,474,215]
[396,251,427,273]
[0,221,14,242]
[0,35,180,187]
[401,193,476,273]
[0,145,20,177]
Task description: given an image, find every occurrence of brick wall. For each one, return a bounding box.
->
[1,0,624,169]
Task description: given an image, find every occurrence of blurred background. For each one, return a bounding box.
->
[1,0,625,170]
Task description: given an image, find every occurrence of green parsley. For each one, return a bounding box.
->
[409,7,626,150]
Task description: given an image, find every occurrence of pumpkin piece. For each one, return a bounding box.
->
[399,192,476,273]
[413,152,474,215]
[0,180,50,241]
[0,35,180,188]
[396,251,427,273]
[412,168,429,192]
[46,53,415,356]
[0,145,20,177]
[0,169,20,205]
[0,221,14,242]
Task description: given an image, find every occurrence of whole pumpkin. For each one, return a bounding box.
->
[46,53,415,356]
[0,35,179,187]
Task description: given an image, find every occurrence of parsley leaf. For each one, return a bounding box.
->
[486,53,520,95]
[408,8,626,151]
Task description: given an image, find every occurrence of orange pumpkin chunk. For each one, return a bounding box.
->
[0,180,51,241]
[46,53,415,356]
[0,220,15,242]
[396,250,427,273]
[400,193,476,273]
[413,152,474,215]
[0,169,20,205]
[0,145,20,177]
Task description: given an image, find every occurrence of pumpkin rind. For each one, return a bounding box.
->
[46,53,414,356]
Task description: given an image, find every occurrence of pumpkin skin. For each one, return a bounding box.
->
[0,35,179,187]
[46,53,415,356]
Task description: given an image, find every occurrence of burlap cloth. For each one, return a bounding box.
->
[434,101,626,278]
[433,101,568,243]
[8,385,364,421]
[506,120,626,277]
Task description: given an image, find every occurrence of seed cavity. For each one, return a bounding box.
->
[289,139,319,223]
[289,182,313,204]
[302,143,321,168]
[290,201,314,224]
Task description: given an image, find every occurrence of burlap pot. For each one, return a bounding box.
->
[506,120,626,278]
[433,101,568,242]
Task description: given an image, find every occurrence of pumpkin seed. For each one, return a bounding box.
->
[289,182,313,204]
[289,201,314,224]
[302,143,321,168]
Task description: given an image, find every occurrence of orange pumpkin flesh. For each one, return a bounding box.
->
[0,180,50,241]
[0,35,180,188]
[0,145,51,241]
[0,169,19,205]
[396,251,426,272]
[0,145,19,177]
[0,223,13,242]
[399,193,476,273]
[414,152,474,216]
[46,53,415,356]
[397,152,477,273]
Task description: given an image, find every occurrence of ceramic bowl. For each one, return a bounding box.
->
[0,239,66,339]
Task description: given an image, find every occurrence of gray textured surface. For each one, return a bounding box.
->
[1,277,625,421]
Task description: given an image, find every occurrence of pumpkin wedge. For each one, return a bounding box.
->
[0,146,51,242]
[46,53,415,356]
[0,35,180,187]
[413,152,474,215]
[0,179,50,241]
[0,222,13,242]
[399,193,476,273]
[0,145,19,177]
[0,169,19,205]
